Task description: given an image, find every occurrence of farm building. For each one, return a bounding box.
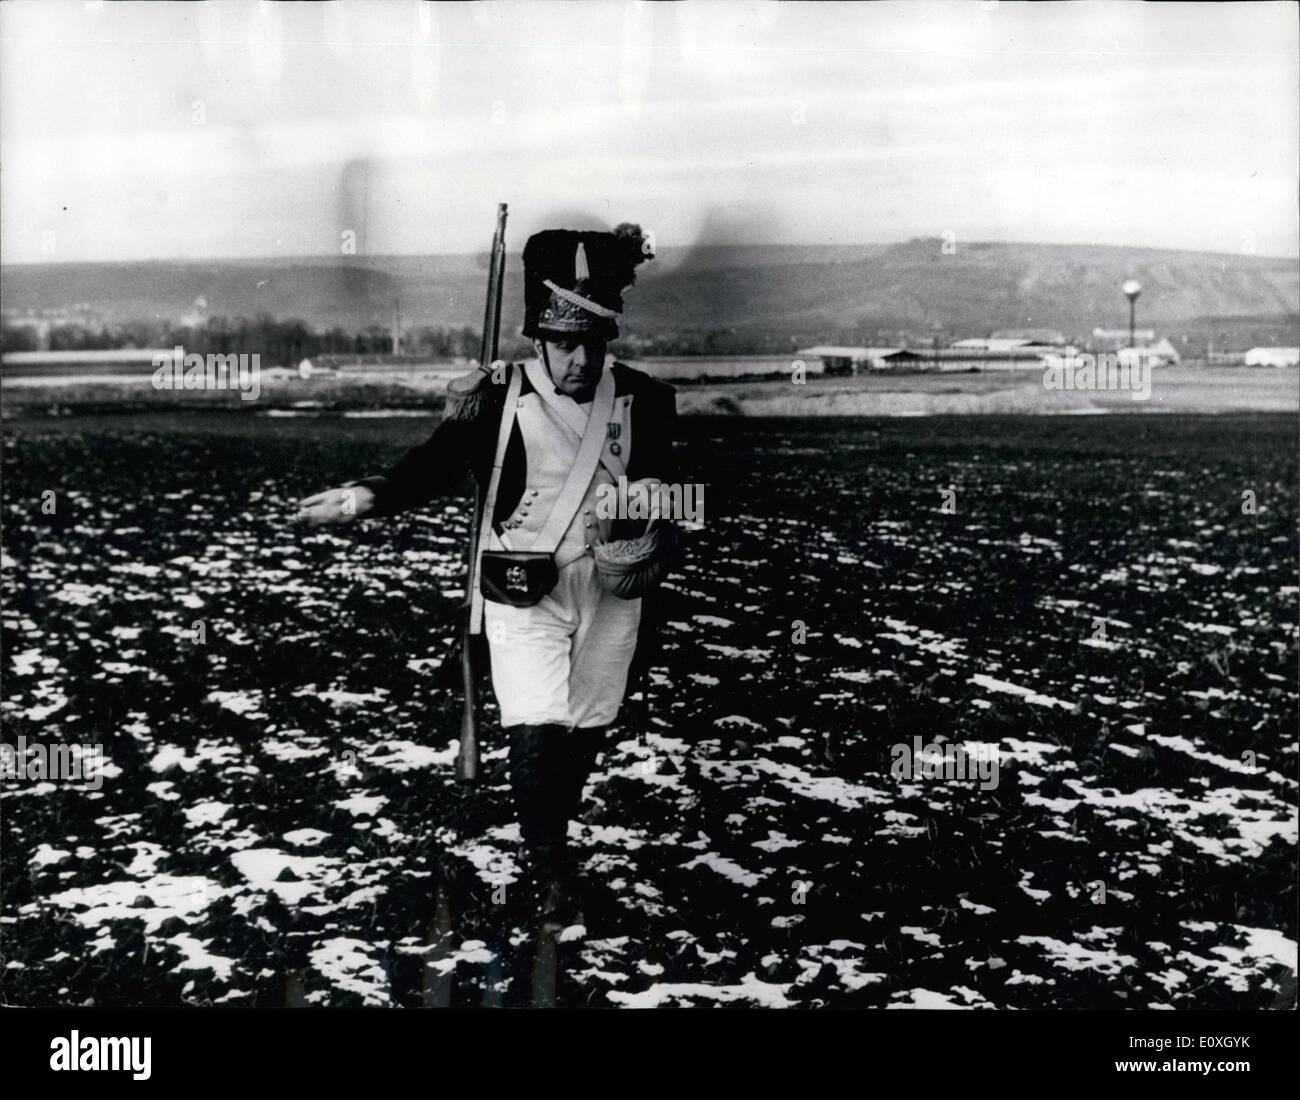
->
[1116,338,1181,368]
[921,346,1057,371]
[1090,327,1157,353]
[990,328,1067,346]
[798,343,1058,373]
[796,346,912,374]
[297,353,463,375]
[950,337,1057,353]
[1244,346,1300,367]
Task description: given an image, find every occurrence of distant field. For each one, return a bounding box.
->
[2,363,1295,418]
[1,412,1295,1007]
[674,365,1300,416]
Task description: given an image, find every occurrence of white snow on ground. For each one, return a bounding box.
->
[145,781,181,802]
[888,987,994,1008]
[1019,872,1052,902]
[1182,621,1235,635]
[715,715,763,732]
[582,824,650,850]
[701,643,772,661]
[24,695,67,721]
[52,583,116,607]
[149,741,242,774]
[229,849,341,904]
[362,739,457,771]
[1160,926,1297,999]
[46,875,227,931]
[183,801,232,828]
[292,686,389,708]
[283,829,331,848]
[205,690,265,717]
[968,673,1073,710]
[998,738,1064,767]
[680,852,764,888]
[901,926,943,948]
[30,844,71,869]
[1146,733,1259,775]
[334,794,387,817]
[607,972,795,1008]
[261,733,328,762]
[166,933,237,981]
[1018,935,1139,977]
[830,669,892,685]
[10,649,58,676]
[124,842,167,876]
[406,938,495,977]
[1209,925,1298,972]
[1022,780,1296,863]
[878,618,964,657]
[443,832,524,887]
[307,938,390,1006]
[751,757,892,809]
[752,830,801,853]
[795,942,886,991]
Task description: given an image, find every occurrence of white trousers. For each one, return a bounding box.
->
[484,556,643,729]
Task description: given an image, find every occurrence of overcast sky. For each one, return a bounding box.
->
[2,0,1296,263]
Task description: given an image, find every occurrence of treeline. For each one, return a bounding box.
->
[0,315,485,365]
[2,314,827,362]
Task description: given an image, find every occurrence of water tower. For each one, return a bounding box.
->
[1122,279,1142,349]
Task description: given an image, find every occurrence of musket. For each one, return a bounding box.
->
[453,202,508,782]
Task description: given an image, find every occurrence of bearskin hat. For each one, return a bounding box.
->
[521,223,653,340]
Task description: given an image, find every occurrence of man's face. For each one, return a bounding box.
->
[538,335,607,400]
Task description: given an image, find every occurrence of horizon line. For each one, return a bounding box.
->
[3,238,1297,268]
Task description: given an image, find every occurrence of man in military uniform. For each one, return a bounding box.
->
[296,223,677,917]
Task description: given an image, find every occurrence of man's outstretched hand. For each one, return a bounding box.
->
[294,485,376,527]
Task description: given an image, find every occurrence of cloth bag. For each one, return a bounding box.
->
[592,519,681,599]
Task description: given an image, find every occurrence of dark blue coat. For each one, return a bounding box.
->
[353,361,678,523]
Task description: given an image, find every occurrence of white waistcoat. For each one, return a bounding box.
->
[489,359,635,569]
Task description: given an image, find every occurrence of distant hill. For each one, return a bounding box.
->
[3,240,1296,346]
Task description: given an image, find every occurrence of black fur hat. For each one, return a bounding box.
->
[522,223,653,340]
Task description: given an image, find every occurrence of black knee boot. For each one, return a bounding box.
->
[507,724,574,900]
[563,726,608,827]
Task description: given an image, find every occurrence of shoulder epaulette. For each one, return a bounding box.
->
[443,363,514,422]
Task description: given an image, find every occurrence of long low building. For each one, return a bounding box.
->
[798,344,1057,373]
[796,346,910,373]
[1,349,175,376]
[1244,346,1300,367]
[297,353,468,373]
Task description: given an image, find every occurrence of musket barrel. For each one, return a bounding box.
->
[455,203,509,783]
